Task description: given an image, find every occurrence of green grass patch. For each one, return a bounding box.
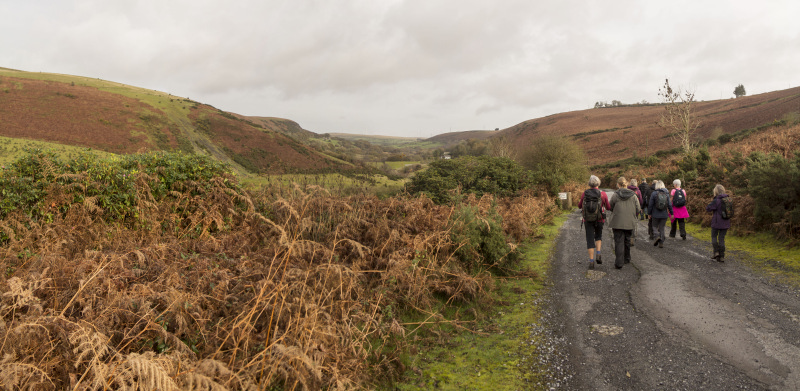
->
[685,223,800,287]
[240,173,408,197]
[330,134,442,149]
[0,136,115,166]
[391,212,569,390]
[376,161,421,170]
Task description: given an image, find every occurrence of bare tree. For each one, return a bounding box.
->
[658,79,700,155]
[489,135,518,160]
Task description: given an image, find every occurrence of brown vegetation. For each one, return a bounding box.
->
[0,171,557,389]
[0,76,164,154]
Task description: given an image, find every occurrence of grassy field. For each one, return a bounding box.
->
[330,133,444,149]
[370,160,423,170]
[0,136,115,166]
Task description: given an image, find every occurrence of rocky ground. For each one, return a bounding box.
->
[544,208,800,390]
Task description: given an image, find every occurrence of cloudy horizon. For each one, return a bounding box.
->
[3,0,799,137]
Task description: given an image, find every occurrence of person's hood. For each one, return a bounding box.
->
[627,185,639,191]
[715,193,729,200]
[615,188,635,200]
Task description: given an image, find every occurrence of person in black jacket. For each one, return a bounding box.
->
[648,180,674,248]
[578,175,611,269]
[644,180,657,239]
[638,178,649,221]
[706,184,732,262]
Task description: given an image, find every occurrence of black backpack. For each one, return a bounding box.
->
[656,191,669,211]
[673,189,686,207]
[582,189,603,222]
[720,197,734,219]
[642,186,653,206]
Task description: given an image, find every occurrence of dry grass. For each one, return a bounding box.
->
[0,175,557,389]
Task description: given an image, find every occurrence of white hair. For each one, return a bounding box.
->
[588,175,601,188]
[673,179,681,188]
[655,180,666,190]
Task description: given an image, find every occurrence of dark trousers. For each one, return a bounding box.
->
[711,228,727,250]
[647,217,654,238]
[652,218,668,242]
[613,229,632,267]
[584,222,604,249]
[670,218,686,238]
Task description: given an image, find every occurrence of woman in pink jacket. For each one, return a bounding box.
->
[669,179,690,240]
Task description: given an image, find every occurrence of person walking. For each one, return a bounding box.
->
[669,179,690,240]
[646,179,658,239]
[627,179,643,246]
[648,180,673,248]
[578,175,610,269]
[706,184,732,262]
[638,178,650,221]
[609,177,641,269]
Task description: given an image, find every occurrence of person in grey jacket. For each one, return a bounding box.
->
[648,180,674,248]
[609,177,642,269]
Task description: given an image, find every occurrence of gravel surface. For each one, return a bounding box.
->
[544,207,800,390]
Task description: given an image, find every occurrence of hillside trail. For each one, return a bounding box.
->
[549,194,800,390]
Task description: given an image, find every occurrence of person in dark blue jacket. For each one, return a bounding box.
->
[648,180,674,248]
[706,184,732,262]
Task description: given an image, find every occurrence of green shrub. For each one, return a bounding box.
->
[743,151,800,237]
[0,149,235,224]
[449,203,518,273]
[407,156,532,204]
[519,136,587,195]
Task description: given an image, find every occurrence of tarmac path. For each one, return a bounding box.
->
[549,201,800,390]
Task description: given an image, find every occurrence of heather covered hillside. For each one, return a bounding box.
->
[0,69,349,174]
[491,86,800,166]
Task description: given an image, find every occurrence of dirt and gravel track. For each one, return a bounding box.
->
[547,205,800,390]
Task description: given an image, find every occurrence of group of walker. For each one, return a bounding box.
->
[578,175,732,270]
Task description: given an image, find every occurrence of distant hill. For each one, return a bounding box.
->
[0,68,349,174]
[496,87,800,166]
[425,130,495,147]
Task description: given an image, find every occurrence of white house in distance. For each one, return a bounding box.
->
[442,152,451,160]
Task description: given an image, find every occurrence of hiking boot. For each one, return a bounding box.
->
[658,241,664,248]
[718,249,725,262]
[596,253,602,265]
[589,260,595,269]
[682,236,686,240]
[653,238,660,246]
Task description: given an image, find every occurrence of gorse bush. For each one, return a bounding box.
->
[408,156,533,204]
[450,198,519,274]
[0,149,235,226]
[744,151,800,238]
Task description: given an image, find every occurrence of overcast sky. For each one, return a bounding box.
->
[3,1,799,137]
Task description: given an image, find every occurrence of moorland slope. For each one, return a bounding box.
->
[495,86,800,165]
[0,68,347,174]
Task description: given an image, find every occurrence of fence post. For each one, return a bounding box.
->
[558,192,572,210]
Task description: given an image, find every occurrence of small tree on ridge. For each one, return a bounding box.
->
[734,84,746,98]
